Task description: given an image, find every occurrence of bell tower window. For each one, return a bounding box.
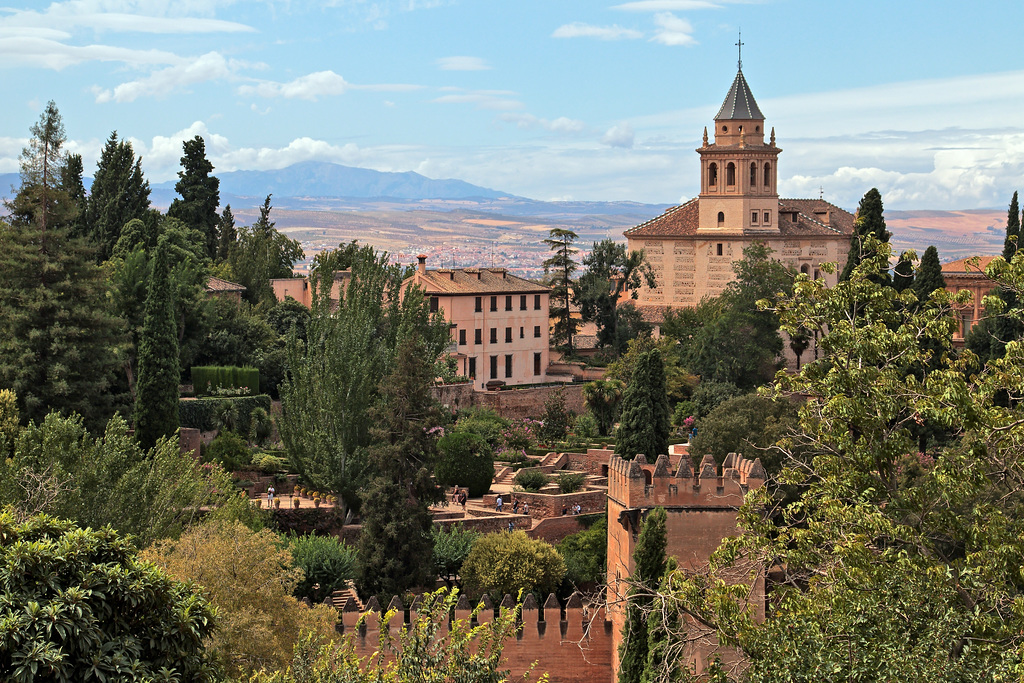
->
[763,162,771,188]
[708,163,718,188]
[749,162,757,188]
[726,162,736,187]
[717,212,725,227]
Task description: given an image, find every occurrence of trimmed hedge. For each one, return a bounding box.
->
[191,366,260,395]
[179,394,272,434]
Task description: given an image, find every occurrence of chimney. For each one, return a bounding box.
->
[417,254,426,276]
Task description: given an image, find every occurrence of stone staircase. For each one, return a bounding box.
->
[329,580,364,611]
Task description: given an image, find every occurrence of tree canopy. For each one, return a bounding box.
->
[543,228,580,354]
[168,135,221,258]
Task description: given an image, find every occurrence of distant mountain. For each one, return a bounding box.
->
[154,161,512,201]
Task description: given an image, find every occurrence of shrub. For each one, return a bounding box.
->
[179,394,272,434]
[461,531,565,598]
[204,430,252,472]
[191,365,260,396]
[495,447,529,464]
[435,432,495,498]
[513,469,549,492]
[432,525,480,587]
[672,400,696,427]
[500,418,538,451]
[557,515,607,589]
[555,471,586,494]
[248,407,273,445]
[453,407,508,449]
[573,412,598,441]
[537,389,572,443]
[252,451,288,473]
[287,533,359,603]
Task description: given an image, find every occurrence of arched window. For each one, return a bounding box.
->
[726,162,736,186]
[750,162,757,187]
[800,264,810,275]
[717,211,725,227]
[763,162,771,188]
[708,162,718,188]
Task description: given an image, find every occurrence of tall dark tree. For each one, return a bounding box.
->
[134,239,180,449]
[575,239,657,355]
[167,135,220,258]
[357,336,446,598]
[86,131,151,261]
[840,188,891,282]
[543,228,580,355]
[61,153,88,239]
[615,349,670,460]
[912,245,946,303]
[1002,191,1020,262]
[228,195,303,305]
[892,250,915,293]
[0,103,123,430]
[216,204,236,262]
[618,507,668,683]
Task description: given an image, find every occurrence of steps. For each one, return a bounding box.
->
[329,580,364,611]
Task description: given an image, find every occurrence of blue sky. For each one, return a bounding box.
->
[2,0,1024,210]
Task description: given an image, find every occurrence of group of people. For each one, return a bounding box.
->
[561,503,583,516]
[450,488,468,510]
[494,496,529,516]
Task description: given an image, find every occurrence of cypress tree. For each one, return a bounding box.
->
[86,131,151,261]
[61,153,88,239]
[543,228,580,354]
[615,349,670,460]
[1003,191,1020,262]
[0,102,124,431]
[134,239,180,449]
[892,251,915,293]
[912,245,946,303]
[357,336,446,598]
[168,135,220,259]
[618,507,668,683]
[216,204,236,262]
[840,188,891,282]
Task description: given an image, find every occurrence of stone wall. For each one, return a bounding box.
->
[483,489,606,519]
[431,383,584,420]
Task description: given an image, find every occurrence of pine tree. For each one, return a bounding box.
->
[61,153,88,239]
[912,245,946,303]
[86,132,152,261]
[229,195,303,305]
[216,204,236,262]
[543,228,580,355]
[134,239,180,449]
[840,188,891,282]
[0,103,124,431]
[1003,191,1020,262]
[615,349,670,460]
[167,135,220,259]
[892,251,915,293]
[618,507,668,683]
[357,336,446,598]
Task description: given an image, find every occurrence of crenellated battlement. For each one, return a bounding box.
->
[606,450,765,509]
[333,591,612,683]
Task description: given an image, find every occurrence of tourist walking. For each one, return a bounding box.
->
[495,495,503,512]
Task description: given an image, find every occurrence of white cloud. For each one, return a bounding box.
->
[651,13,697,46]
[499,113,587,134]
[551,22,643,40]
[94,51,241,102]
[0,35,181,70]
[433,90,523,111]
[238,71,422,100]
[0,1,254,35]
[436,56,491,71]
[613,0,722,9]
[602,122,635,148]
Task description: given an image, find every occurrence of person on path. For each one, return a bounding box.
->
[512,500,520,514]
[495,495,503,512]
[522,501,529,515]
[267,485,275,506]
[459,491,467,511]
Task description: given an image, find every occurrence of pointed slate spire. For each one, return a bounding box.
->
[715,69,764,121]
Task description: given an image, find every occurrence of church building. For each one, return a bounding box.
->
[625,62,855,314]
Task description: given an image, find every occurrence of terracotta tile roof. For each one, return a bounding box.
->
[941,255,998,275]
[573,334,599,350]
[206,276,246,292]
[407,267,550,295]
[635,304,671,325]
[625,198,854,239]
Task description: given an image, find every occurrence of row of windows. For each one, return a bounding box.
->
[707,161,771,189]
[714,211,772,227]
[473,294,543,313]
[459,326,543,345]
[465,352,544,380]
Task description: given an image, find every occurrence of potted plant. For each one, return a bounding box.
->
[274,498,281,508]
[255,499,263,508]
[293,498,301,508]
[313,497,321,508]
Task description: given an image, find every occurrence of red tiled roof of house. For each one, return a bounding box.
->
[941,255,998,275]
[407,268,550,295]
[205,276,246,292]
[624,198,854,238]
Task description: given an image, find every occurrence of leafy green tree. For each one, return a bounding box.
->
[839,187,891,282]
[0,512,220,682]
[557,515,607,589]
[912,245,946,303]
[229,195,304,305]
[583,378,625,436]
[0,104,124,431]
[435,432,494,497]
[616,349,670,460]
[537,387,573,443]
[690,393,798,475]
[217,204,237,261]
[461,531,566,598]
[432,525,480,588]
[134,239,180,449]
[357,336,447,598]
[203,429,251,471]
[575,239,657,355]
[287,533,359,603]
[86,131,151,261]
[543,227,579,354]
[618,507,668,683]
[657,237,1024,681]
[267,296,311,342]
[168,135,220,258]
[280,246,449,517]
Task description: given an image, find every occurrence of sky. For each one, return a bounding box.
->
[2,0,1024,211]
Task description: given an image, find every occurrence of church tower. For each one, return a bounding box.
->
[696,56,781,234]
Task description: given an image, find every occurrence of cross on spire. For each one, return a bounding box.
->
[736,30,743,71]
